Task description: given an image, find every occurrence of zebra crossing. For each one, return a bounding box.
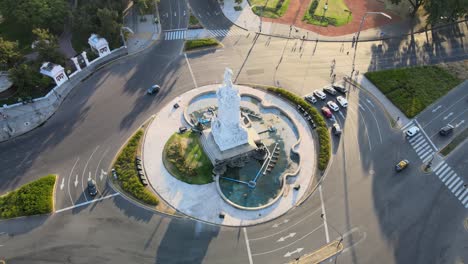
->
[165,29,186,40]
[433,161,468,208]
[405,122,467,208]
[164,28,246,41]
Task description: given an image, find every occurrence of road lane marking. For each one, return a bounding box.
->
[272,219,290,228]
[358,103,365,111]
[319,185,330,243]
[363,102,382,143]
[82,146,100,202]
[243,228,253,264]
[95,148,109,193]
[68,158,80,206]
[455,120,465,128]
[365,99,374,107]
[443,112,454,120]
[414,120,437,151]
[55,193,120,213]
[184,53,198,88]
[284,248,303,258]
[277,233,296,242]
[401,121,414,131]
[431,105,442,112]
[251,224,324,256]
[422,94,468,128]
[74,175,79,187]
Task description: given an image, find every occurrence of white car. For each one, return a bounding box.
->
[313,90,326,100]
[336,96,348,108]
[406,126,420,137]
[305,95,317,104]
[327,101,340,112]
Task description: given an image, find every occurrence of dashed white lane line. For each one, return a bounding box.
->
[243,228,254,264]
[55,193,120,213]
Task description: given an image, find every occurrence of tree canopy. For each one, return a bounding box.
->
[0,38,22,68]
[391,0,468,24]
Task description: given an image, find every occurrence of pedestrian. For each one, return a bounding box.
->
[346,51,349,55]
[333,73,336,83]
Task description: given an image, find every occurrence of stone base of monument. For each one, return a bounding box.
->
[200,128,262,174]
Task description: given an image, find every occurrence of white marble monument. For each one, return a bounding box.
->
[39,62,68,86]
[211,68,249,151]
[88,34,111,57]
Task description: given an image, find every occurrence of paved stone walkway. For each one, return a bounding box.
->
[143,84,317,226]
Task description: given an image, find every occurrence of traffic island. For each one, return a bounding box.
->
[288,240,344,264]
[184,38,222,52]
[0,175,56,219]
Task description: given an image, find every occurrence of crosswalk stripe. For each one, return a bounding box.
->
[447,176,460,189]
[438,166,451,179]
[462,193,468,205]
[445,173,459,186]
[412,137,426,149]
[442,170,455,183]
[450,181,463,193]
[449,178,462,191]
[419,149,432,160]
[408,134,422,143]
[415,142,429,154]
[422,153,433,163]
[411,136,425,146]
[454,184,465,196]
[435,163,447,174]
[459,189,468,201]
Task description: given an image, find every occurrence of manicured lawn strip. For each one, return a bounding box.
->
[251,0,291,19]
[163,131,214,184]
[365,66,462,118]
[114,130,159,205]
[0,175,56,219]
[303,0,352,27]
[266,87,330,171]
[184,38,220,51]
[440,128,468,156]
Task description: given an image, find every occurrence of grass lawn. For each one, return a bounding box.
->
[163,131,214,184]
[365,66,462,118]
[303,0,352,27]
[0,175,56,219]
[184,38,220,51]
[251,0,291,19]
[114,130,159,205]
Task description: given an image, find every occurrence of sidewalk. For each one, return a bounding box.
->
[124,6,160,54]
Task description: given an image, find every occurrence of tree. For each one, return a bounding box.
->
[391,0,467,24]
[8,63,51,96]
[390,0,425,16]
[32,28,66,65]
[0,0,69,34]
[0,38,22,68]
[97,8,123,48]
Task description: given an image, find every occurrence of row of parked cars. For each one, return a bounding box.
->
[305,84,349,119]
[135,156,148,186]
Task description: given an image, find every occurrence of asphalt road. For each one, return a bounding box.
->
[1,6,468,264]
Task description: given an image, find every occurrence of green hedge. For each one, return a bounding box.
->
[0,175,56,219]
[365,66,461,118]
[114,130,159,205]
[266,87,331,170]
[184,38,219,51]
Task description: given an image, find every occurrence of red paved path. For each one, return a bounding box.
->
[262,0,401,36]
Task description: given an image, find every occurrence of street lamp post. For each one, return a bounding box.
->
[352,12,392,72]
[320,214,344,249]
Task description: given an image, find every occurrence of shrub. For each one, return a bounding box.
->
[184,38,219,51]
[266,87,331,170]
[0,175,55,219]
[114,130,159,205]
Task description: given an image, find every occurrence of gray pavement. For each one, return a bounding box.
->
[124,5,161,54]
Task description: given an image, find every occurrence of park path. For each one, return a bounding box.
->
[261,0,401,36]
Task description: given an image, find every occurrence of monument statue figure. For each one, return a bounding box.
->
[211,68,249,151]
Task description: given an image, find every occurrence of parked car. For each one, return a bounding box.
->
[87,179,97,196]
[323,86,337,96]
[305,95,317,104]
[313,90,327,100]
[327,101,340,112]
[332,123,342,136]
[147,84,160,95]
[179,126,188,133]
[405,126,420,138]
[439,124,454,136]
[332,84,348,93]
[395,159,409,172]
[321,106,333,118]
[336,96,348,108]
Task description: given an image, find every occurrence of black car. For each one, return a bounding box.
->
[147,85,160,95]
[332,84,348,93]
[87,179,97,196]
[179,126,188,133]
[323,86,337,96]
[439,124,454,136]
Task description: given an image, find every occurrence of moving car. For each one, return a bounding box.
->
[332,123,342,136]
[327,101,340,112]
[405,126,420,138]
[395,159,409,172]
[87,179,97,196]
[332,84,348,93]
[336,96,348,108]
[321,106,332,118]
[305,95,317,104]
[147,84,160,95]
[313,90,327,100]
[439,124,454,136]
[179,126,188,133]
[323,86,337,96]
